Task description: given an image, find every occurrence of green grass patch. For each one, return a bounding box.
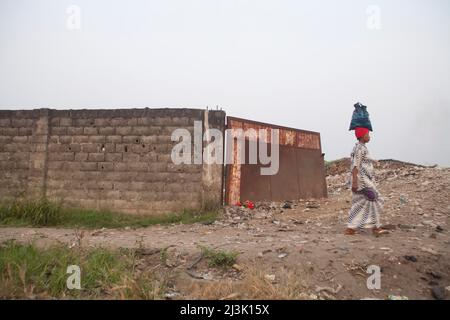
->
[0,197,219,229]
[200,246,239,269]
[0,241,168,299]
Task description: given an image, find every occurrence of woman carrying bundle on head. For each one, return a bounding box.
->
[346,104,389,236]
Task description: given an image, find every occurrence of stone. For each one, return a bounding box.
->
[421,247,439,256]
[431,286,446,300]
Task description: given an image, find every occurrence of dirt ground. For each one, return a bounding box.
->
[1,160,449,300]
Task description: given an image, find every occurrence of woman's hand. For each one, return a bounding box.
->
[351,183,358,192]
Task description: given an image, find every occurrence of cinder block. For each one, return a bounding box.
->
[80,162,98,171]
[105,153,122,162]
[48,152,74,161]
[122,136,141,144]
[81,144,99,153]
[123,153,140,162]
[106,135,122,143]
[97,181,113,190]
[110,118,128,126]
[99,127,115,135]
[88,153,105,162]
[66,144,81,153]
[98,162,113,171]
[12,136,28,143]
[84,127,98,135]
[18,127,33,136]
[51,127,67,135]
[68,127,84,135]
[0,118,11,127]
[94,118,112,126]
[88,135,106,144]
[116,127,133,135]
[113,181,130,190]
[60,117,72,126]
[114,162,129,172]
[149,163,167,172]
[128,162,148,172]
[74,152,88,161]
[72,135,89,143]
[59,136,72,144]
[132,126,150,135]
[98,143,112,153]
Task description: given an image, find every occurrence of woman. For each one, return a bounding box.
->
[346,127,388,236]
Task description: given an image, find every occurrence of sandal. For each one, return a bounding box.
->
[372,227,389,235]
[345,228,358,235]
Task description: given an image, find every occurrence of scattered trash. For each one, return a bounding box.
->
[282,201,293,209]
[164,292,179,299]
[404,255,418,262]
[388,295,409,300]
[315,284,343,295]
[234,200,255,210]
[265,274,276,282]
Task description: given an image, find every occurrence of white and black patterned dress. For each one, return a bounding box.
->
[347,142,382,229]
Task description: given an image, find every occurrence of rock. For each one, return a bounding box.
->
[421,247,439,256]
[404,255,418,262]
[399,194,408,204]
[306,202,320,209]
[423,220,437,227]
[232,264,244,272]
[426,271,442,279]
[431,286,446,300]
[436,226,444,233]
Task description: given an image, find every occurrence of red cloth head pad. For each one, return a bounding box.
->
[355,127,369,138]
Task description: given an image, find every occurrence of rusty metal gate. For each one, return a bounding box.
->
[225,117,327,204]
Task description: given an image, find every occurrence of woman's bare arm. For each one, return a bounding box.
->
[352,167,358,192]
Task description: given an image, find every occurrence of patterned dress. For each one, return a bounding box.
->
[347,141,382,229]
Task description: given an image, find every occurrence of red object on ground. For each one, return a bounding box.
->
[244,200,255,210]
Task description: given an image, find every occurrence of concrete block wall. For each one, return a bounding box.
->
[0,108,225,215]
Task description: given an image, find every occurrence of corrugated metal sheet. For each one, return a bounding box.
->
[225,117,327,204]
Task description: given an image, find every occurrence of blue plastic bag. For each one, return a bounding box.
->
[349,102,373,131]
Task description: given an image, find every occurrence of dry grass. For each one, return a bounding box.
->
[186,266,314,300]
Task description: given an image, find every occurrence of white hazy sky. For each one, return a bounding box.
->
[1,0,449,166]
